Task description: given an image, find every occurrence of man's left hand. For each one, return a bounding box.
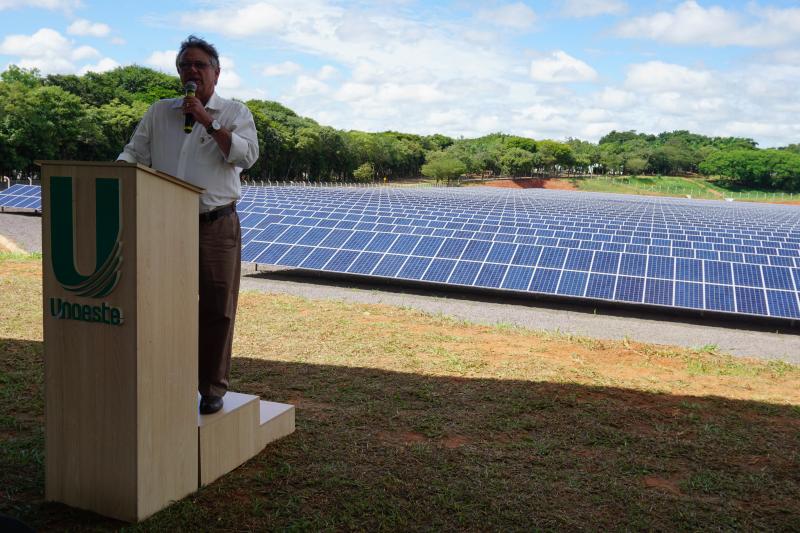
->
[183,96,213,128]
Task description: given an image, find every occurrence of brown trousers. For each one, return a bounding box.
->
[198,209,241,397]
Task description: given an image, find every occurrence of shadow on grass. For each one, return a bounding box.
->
[2,338,799,531]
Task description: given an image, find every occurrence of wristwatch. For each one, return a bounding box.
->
[206,119,221,135]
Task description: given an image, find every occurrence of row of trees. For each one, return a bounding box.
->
[1,65,799,189]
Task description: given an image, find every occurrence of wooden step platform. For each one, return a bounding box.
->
[198,392,295,486]
[259,401,295,447]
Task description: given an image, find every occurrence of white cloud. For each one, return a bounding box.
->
[262,61,301,76]
[70,44,99,61]
[577,108,612,122]
[317,65,337,80]
[560,0,626,18]
[580,122,620,139]
[743,65,800,100]
[475,115,500,131]
[377,83,448,104]
[335,82,375,102]
[530,51,597,83]
[0,27,68,55]
[0,0,80,11]
[426,109,470,129]
[171,0,800,146]
[517,108,572,138]
[67,19,111,37]
[293,75,329,96]
[78,57,118,74]
[217,56,241,91]
[596,87,635,108]
[477,2,537,29]
[615,1,800,47]
[770,49,800,65]
[625,61,713,93]
[0,28,107,74]
[146,50,177,73]
[183,1,512,84]
[186,2,289,38]
[720,122,800,143]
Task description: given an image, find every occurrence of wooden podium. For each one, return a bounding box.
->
[40,161,294,522]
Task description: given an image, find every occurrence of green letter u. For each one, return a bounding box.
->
[51,176,122,298]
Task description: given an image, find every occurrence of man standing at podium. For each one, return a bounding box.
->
[117,35,259,414]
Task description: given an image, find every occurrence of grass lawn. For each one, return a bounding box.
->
[2,253,800,531]
[569,175,800,203]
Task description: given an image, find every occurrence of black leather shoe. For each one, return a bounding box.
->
[200,395,224,415]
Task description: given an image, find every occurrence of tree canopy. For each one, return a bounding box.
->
[1,65,798,190]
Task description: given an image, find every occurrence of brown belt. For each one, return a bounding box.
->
[199,202,236,223]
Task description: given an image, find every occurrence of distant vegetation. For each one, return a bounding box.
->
[1,65,799,190]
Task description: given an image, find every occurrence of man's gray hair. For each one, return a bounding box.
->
[176,35,220,69]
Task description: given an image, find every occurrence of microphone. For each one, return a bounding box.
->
[183,81,197,134]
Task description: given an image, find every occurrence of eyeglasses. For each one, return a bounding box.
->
[178,61,214,71]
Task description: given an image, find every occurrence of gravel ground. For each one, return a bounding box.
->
[2,210,798,363]
[0,211,42,253]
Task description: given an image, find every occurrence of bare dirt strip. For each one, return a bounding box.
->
[481,178,578,190]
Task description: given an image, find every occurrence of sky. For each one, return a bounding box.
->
[1,0,799,147]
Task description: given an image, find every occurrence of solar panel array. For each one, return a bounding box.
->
[4,184,799,321]
[0,184,42,211]
[237,185,800,321]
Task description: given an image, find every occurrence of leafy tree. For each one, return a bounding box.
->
[625,157,648,175]
[1,65,41,88]
[89,99,149,160]
[421,151,466,183]
[699,149,800,190]
[499,147,535,177]
[536,140,574,176]
[46,65,182,107]
[599,130,654,145]
[423,133,455,151]
[353,162,374,182]
[0,63,797,188]
[504,136,536,153]
[0,79,96,175]
[781,144,800,154]
[566,138,599,174]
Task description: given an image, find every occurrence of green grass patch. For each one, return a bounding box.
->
[570,175,799,202]
[0,251,41,261]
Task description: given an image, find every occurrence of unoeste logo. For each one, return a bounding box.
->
[49,176,124,326]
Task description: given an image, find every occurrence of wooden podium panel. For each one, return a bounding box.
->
[40,161,296,522]
[41,162,202,521]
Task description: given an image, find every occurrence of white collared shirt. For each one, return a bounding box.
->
[117,92,259,212]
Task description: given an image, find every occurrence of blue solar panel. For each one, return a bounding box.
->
[591,251,620,273]
[706,284,735,312]
[557,270,588,296]
[539,247,567,269]
[450,261,481,285]
[476,263,507,288]
[615,276,644,302]
[502,266,534,291]
[0,184,42,211]
[767,290,800,318]
[530,268,560,293]
[232,185,800,322]
[0,185,732,319]
[675,281,703,309]
[644,279,673,306]
[424,258,456,283]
